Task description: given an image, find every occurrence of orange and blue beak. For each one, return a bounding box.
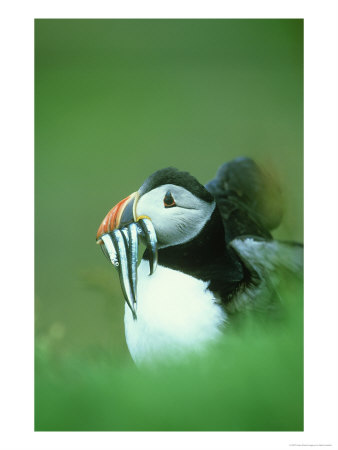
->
[96,192,139,243]
[96,192,158,320]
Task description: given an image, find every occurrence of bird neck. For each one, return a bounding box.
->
[143,207,246,302]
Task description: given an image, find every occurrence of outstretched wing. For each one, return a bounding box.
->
[226,236,303,314]
[205,157,284,242]
[205,158,302,313]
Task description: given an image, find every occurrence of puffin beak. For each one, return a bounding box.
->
[96,192,158,320]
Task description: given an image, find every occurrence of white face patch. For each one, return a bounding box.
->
[135,184,216,248]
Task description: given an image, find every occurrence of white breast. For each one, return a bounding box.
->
[124,260,227,365]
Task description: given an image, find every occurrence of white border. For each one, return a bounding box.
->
[1,1,337,449]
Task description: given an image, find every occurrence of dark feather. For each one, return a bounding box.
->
[139,167,214,203]
[205,157,283,242]
[143,207,250,303]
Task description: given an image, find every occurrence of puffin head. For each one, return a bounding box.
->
[96,168,216,318]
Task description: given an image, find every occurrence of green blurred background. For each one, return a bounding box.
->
[35,19,303,431]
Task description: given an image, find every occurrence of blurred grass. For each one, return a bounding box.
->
[35,280,303,431]
[35,19,303,431]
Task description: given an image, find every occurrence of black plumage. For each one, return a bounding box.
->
[205,157,283,242]
[139,167,214,203]
[143,206,249,303]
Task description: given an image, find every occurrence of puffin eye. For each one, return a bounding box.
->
[163,190,176,208]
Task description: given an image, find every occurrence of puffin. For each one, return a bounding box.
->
[96,157,303,365]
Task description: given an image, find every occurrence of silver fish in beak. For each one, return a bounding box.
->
[96,192,158,320]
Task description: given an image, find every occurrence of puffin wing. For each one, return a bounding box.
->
[226,236,303,314]
[205,157,284,242]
